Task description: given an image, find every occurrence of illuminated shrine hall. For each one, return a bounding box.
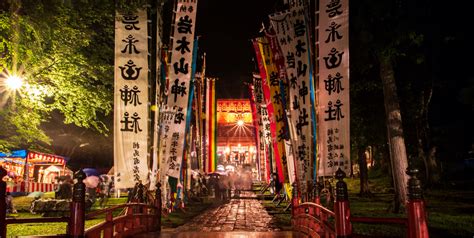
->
[216,99,256,167]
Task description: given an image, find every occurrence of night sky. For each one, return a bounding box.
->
[195,0,283,99]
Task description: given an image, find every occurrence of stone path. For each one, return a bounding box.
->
[175,191,280,232]
[138,231,305,238]
[136,191,306,237]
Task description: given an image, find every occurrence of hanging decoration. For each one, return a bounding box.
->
[114,9,149,189]
[163,0,199,179]
[257,35,289,184]
[252,74,271,182]
[269,2,315,194]
[317,0,350,176]
[205,78,217,173]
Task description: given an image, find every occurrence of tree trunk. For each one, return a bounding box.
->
[367,146,374,168]
[379,55,409,206]
[358,147,371,196]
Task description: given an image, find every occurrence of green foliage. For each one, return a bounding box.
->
[0,1,115,151]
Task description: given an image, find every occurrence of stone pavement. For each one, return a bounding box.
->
[175,191,278,232]
[137,231,305,238]
[136,191,306,237]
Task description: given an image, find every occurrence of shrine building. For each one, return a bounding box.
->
[216,99,256,167]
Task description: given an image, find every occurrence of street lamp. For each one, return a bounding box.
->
[1,70,25,107]
[6,74,23,90]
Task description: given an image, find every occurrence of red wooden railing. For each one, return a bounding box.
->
[0,167,162,238]
[84,203,160,238]
[292,200,336,238]
[292,168,429,238]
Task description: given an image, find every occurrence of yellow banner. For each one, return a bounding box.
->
[257,36,288,182]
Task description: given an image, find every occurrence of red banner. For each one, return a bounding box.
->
[252,38,285,183]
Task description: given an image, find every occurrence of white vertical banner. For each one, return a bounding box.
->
[158,105,176,203]
[164,0,198,179]
[270,5,313,194]
[114,10,149,189]
[253,74,271,182]
[284,140,296,184]
[158,105,177,179]
[317,0,350,176]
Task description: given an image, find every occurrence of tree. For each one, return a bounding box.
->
[351,0,435,208]
[350,66,387,196]
[379,52,409,208]
[0,0,115,151]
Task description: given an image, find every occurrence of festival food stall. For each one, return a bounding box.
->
[0,149,70,193]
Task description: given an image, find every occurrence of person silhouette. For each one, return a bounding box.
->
[38,166,45,183]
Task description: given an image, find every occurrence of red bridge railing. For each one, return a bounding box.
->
[292,168,429,238]
[292,200,336,238]
[84,202,160,238]
[0,167,162,238]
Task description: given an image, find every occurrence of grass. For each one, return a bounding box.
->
[345,174,474,237]
[7,194,128,236]
[7,219,103,236]
[256,171,474,238]
[7,191,215,236]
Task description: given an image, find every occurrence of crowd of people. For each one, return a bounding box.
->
[4,167,257,216]
[191,170,253,201]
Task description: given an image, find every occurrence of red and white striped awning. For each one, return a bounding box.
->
[28,151,66,165]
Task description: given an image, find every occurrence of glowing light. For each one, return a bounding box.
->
[237,119,244,126]
[6,75,23,90]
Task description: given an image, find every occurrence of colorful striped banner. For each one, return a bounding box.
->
[205,78,217,173]
[260,34,289,183]
[252,37,285,184]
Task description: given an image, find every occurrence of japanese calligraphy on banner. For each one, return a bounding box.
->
[247,83,262,181]
[114,10,149,189]
[253,74,271,182]
[158,105,177,185]
[164,0,198,179]
[284,140,296,185]
[317,0,350,176]
[257,35,288,183]
[270,7,313,193]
